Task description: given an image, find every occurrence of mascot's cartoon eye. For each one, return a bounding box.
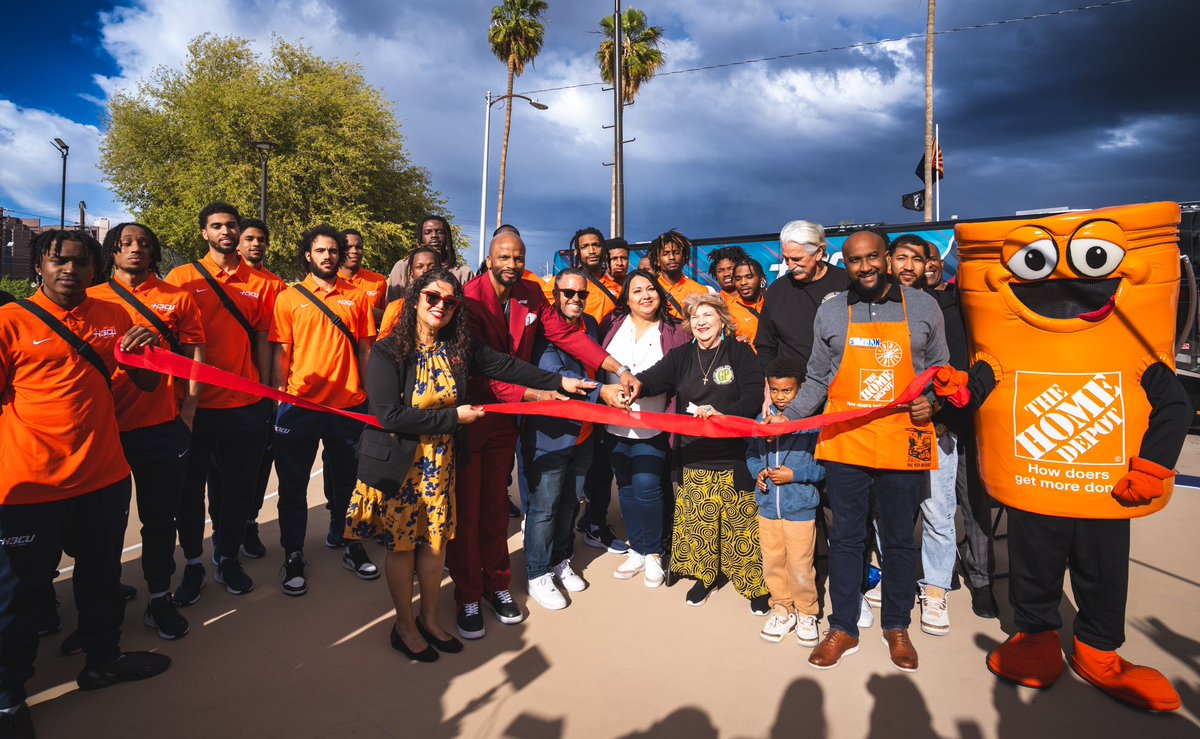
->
[1067,238,1124,278]
[1006,239,1058,280]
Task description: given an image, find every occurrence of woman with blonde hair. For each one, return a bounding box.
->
[601,293,768,611]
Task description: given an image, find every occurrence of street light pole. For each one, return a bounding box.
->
[478,93,548,267]
[252,141,277,222]
[51,138,69,228]
[613,0,624,238]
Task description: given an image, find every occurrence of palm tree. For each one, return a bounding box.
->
[488,0,549,229]
[923,0,936,222]
[597,7,665,235]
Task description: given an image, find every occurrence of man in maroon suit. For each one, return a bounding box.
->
[451,231,639,639]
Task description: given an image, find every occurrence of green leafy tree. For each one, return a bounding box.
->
[101,35,444,279]
[597,8,665,234]
[488,0,549,228]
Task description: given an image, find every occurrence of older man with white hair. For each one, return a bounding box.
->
[755,220,851,368]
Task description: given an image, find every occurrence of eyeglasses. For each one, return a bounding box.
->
[421,291,460,310]
[558,289,590,301]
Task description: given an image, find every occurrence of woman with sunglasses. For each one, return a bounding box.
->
[346,269,595,663]
[596,269,689,586]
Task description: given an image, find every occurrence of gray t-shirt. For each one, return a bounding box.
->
[783,284,948,420]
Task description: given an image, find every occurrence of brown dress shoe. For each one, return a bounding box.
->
[882,628,919,672]
[808,629,859,670]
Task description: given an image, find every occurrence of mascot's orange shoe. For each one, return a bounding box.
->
[1069,637,1181,712]
[987,631,1063,688]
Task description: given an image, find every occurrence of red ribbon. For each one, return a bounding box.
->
[117,344,940,438]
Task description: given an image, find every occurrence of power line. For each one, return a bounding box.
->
[517,0,1134,96]
[0,205,63,222]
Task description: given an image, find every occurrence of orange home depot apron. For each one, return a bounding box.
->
[816,293,937,471]
[956,202,1180,519]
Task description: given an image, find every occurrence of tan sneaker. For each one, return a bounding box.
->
[808,629,859,669]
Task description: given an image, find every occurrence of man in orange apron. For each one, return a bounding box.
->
[936,202,1191,712]
[770,229,947,673]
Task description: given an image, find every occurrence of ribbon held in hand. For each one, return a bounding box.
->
[117,344,940,439]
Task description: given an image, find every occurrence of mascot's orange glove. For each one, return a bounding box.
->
[1111,457,1174,506]
[933,366,971,408]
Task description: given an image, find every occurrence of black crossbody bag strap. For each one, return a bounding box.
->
[107,280,185,354]
[743,302,761,318]
[190,261,256,347]
[292,284,357,347]
[662,289,685,319]
[17,300,112,389]
[582,270,619,306]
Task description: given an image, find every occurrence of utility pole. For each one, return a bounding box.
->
[78,201,87,232]
[613,0,625,238]
[923,0,936,223]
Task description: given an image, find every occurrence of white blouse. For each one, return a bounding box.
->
[605,318,667,439]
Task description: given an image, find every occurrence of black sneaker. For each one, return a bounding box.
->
[60,630,82,656]
[750,595,771,615]
[582,524,630,554]
[0,703,33,739]
[484,590,523,624]
[686,580,715,607]
[456,602,486,640]
[118,582,137,601]
[342,542,380,580]
[280,552,307,597]
[325,518,345,548]
[173,563,205,606]
[215,558,254,595]
[971,585,1000,619]
[241,522,266,559]
[76,651,171,690]
[144,595,190,640]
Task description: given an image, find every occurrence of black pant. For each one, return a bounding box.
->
[209,399,275,525]
[0,478,130,707]
[582,429,615,528]
[121,418,190,594]
[1008,507,1130,651]
[824,462,924,636]
[179,404,269,561]
[272,404,363,554]
[955,431,994,589]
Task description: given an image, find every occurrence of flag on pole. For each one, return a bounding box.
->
[901,190,925,212]
[914,143,944,182]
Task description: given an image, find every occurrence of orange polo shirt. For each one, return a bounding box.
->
[378,299,404,340]
[89,275,207,432]
[0,290,132,504]
[341,268,388,312]
[164,255,276,409]
[723,292,764,349]
[270,275,376,409]
[657,275,711,321]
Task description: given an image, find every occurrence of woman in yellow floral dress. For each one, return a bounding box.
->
[347,269,593,662]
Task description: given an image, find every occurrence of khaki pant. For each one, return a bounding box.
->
[758,517,818,616]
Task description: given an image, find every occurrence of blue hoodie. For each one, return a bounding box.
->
[745,407,824,522]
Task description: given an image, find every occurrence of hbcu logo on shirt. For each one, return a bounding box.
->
[241,290,260,299]
[149,303,176,313]
[336,299,355,307]
[1013,371,1125,467]
[92,328,118,339]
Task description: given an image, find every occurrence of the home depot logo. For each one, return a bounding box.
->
[1013,371,1125,466]
[859,369,894,402]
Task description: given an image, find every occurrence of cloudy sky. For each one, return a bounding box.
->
[2,0,1196,268]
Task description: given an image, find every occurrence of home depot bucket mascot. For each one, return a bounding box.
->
[936,202,1191,711]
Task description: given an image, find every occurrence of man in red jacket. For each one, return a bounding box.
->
[450,231,639,639]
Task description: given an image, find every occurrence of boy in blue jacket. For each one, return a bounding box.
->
[746,360,825,646]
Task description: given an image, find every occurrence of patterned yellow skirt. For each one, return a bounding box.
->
[345,435,456,553]
[670,466,767,598]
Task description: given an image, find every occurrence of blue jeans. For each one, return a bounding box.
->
[824,462,923,637]
[610,434,670,557]
[920,430,959,591]
[521,438,594,579]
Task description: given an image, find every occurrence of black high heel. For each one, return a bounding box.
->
[391,626,438,662]
[416,618,463,653]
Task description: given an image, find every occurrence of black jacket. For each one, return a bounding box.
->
[357,338,566,494]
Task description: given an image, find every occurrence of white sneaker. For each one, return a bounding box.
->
[553,560,587,593]
[643,554,665,588]
[795,614,820,647]
[919,585,950,636]
[760,608,797,643]
[857,596,875,629]
[614,552,645,580]
[527,573,567,610]
[865,583,883,608]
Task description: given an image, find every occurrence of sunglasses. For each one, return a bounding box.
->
[558,288,590,301]
[422,291,460,311]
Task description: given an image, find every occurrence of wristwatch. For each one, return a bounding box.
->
[617,365,633,377]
